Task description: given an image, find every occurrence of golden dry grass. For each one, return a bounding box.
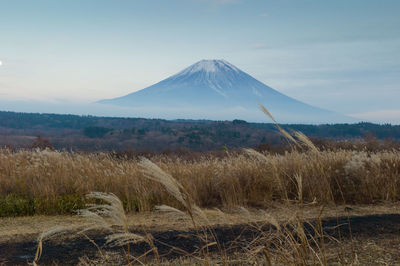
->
[0,147,399,216]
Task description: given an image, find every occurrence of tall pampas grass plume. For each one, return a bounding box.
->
[138,157,208,226]
[77,192,145,247]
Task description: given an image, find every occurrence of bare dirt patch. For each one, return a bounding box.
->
[0,205,399,265]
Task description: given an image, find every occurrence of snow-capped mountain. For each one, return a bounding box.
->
[98,59,355,123]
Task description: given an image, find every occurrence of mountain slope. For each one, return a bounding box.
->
[98,60,355,123]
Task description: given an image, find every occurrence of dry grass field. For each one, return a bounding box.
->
[0,145,399,265]
[0,147,399,216]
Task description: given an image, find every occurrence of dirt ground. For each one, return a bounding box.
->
[1,204,399,265]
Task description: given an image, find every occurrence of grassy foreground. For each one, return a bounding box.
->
[1,142,399,265]
[0,147,399,216]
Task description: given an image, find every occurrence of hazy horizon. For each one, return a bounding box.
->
[1,0,399,123]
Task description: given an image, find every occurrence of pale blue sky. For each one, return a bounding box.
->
[0,0,399,122]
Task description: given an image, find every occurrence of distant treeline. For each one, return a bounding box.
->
[0,111,399,152]
[255,122,400,140]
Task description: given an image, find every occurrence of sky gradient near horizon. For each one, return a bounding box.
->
[0,0,399,123]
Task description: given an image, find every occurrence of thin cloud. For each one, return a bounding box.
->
[349,109,400,124]
[212,0,238,3]
[195,0,239,11]
[198,0,239,5]
[251,43,268,49]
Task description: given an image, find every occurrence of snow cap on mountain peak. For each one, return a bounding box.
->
[176,59,241,76]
